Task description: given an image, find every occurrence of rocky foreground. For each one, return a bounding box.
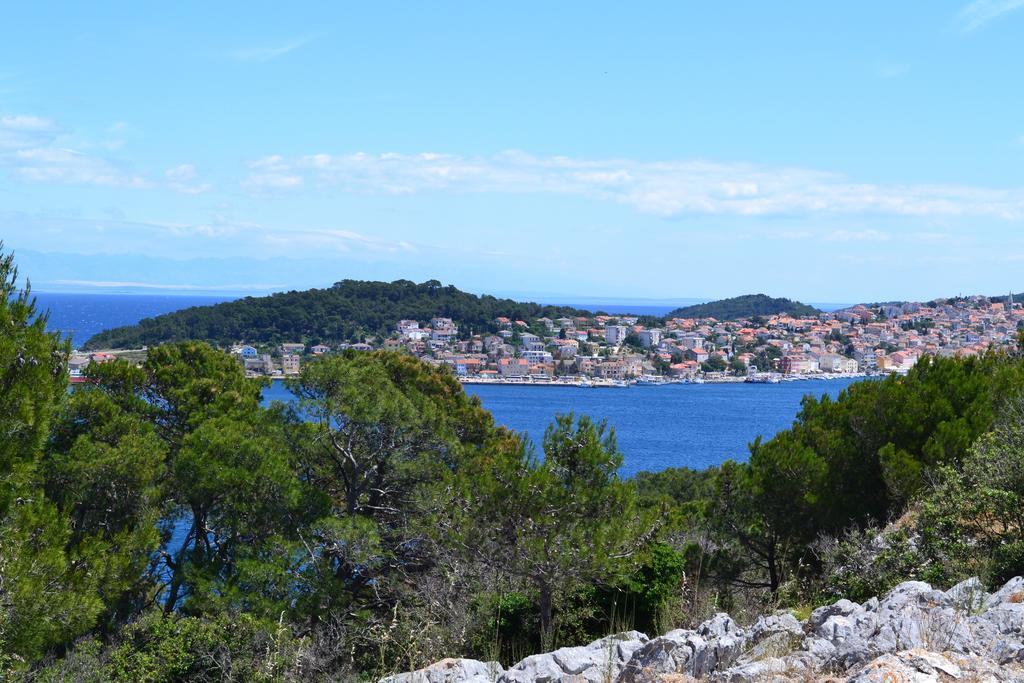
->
[382,576,1024,682]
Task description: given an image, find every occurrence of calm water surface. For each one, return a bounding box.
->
[36,292,233,348]
[266,378,861,476]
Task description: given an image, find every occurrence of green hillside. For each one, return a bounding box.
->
[666,294,820,320]
[83,279,589,349]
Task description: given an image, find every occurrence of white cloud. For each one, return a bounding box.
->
[0,112,149,188]
[1,114,55,131]
[43,279,283,291]
[242,155,304,190]
[0,113,59,151]
[271,228,420,254]
[165,163,211,194]
[957,0,1024,30]
[241,149,1024,221]
[165,164,196,182]
[228,35,316,63]
[13,147,148,187]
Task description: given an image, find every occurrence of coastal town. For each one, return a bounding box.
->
[409,294,1022,386]
[69,294,1024,387]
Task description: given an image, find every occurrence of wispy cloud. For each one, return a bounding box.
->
[956,0,1024,30]
[228,35,316,63]
[165,163,211,194]
[242,155,303,190]
[262,227,419,254]
[42,279,284,291]
[13,147,148,187]
[0,113,148,188]
[241,149,1024,221]
[0,114,58,151]
[1,114,55,131]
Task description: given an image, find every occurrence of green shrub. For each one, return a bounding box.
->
[815,527,925,603]
[990,541,1024,587]
[36,611,301,683]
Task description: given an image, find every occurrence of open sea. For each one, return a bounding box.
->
[35,292,235,348]
[44,292,861,475]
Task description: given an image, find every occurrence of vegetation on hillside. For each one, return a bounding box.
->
[3,245,1024,680]
[666,293,820,320]
[82,280,826,352]
[83,279,590,350]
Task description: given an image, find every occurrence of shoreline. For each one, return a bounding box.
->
[457,372,874,389]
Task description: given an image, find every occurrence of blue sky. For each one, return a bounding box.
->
[3,1,1024,303]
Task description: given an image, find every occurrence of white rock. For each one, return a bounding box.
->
[387,576,1024,683]
[809,598,860,633]
[381,658,503,683]
[499,631,647,683]
[986,575,1024,609]
[945,576,987,613]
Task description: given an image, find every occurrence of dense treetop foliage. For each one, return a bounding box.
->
[666,294,820,320]
[83,279,591,349]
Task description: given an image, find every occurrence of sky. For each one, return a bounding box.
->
[3,1,1024,303]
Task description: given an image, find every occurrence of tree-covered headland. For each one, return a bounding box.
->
[4,246,1024,680]
[82,283,821,351]
[83,280,590,350]
[665,294,820,320]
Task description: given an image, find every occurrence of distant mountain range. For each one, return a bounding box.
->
[83,280,826,350]
[665,294,820,320]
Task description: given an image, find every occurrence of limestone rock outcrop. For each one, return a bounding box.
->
[382,576,1024,682]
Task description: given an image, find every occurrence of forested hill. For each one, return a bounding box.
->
[666,293,820,320]
[83,279,589,349]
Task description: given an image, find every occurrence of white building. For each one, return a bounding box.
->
[818,353,859,373]
[637,329,662,348]
[397,319,420,334]
[676,334,704,350]
[605,325,629,345]
[521,350,553,365]
[519,333,544,351]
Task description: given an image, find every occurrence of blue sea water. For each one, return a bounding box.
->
[35,292,234,348]
[462,380,859,475]
[264,378,860,476]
